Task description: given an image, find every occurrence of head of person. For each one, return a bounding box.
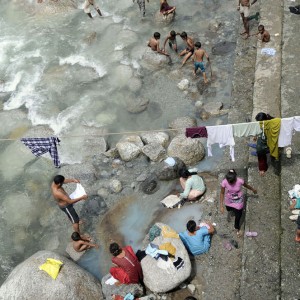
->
[195,41,201,49]
[154,32,161,40]
[179,169,191,179]
[180,31,187,40]
[186,220,197,233]
[170,30,176,38]
[184,297,198,300]
[53,175,65,187]
[225,169,237,184]
[109,242,122,257]
[258,25,265,33]
[255,112,274,121]
[71,232,81,241]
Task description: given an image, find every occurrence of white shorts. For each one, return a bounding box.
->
[239,5,250,17]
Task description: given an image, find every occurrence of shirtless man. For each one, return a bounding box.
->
[238,0,258,39]
[193,42,210,84]
[71,232,99,252]
[252,24,270,42]
[163,30,179,53]
[148,32,170,56]
[179,32,194,67]
[83,0,102,19]
[51,175,87,234]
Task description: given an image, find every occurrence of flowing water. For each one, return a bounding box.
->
[0,0,238,285]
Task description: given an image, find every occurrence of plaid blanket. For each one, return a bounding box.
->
[21,137,61,168]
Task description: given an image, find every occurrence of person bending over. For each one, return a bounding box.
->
[71,232,99,252]
[109,242,143,285]
[252,24,270,43]
[179,220,215,255]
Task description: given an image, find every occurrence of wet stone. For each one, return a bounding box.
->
[147,101,163,120]
[212,41,236,55]
[139,174,159,194]
[82,195,107,216]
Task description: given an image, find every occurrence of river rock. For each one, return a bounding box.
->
[208,20,222,32]
[139,174,159,194]
[83,32,97,45]
[177,79,189,90]
[128,77,142,92]
[140,132,169,147]
[141,223,191,293]
[167,134,205,165]
[154,11,175,24]
[116,136,144,161]
[154,157,186,181]
[97,187,109,198]
[203,101,223,116]
[82,195,107,216]
[200,110,210,121]
[169,116,197,135]
[113,65,133,87]
[142,48,169,70]
[126,97,149,113]
[101,273,143,298]
[142,143,166,162]
[33,0,77,15]
[109,179,123,193]
[212,41,236,56]
[0,250,103,299]
[104,148,120,159]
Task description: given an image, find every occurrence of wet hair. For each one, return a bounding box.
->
[109,242,122,256]
[179,169,198,178]
[184,297,198,300]
[71,232,81,241]
[170,30,176,37]
[53,175,65,185]
[195,41,201,49]
[225,169,237,184]
[187,220,197,233]
[180,31,187,39]
[258,25,264,31]
[255,112,274,121]
[154,32,160,39]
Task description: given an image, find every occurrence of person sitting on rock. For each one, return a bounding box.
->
[178,168,206,206]
[160,0,176,17]
[179,32,195,67]
[83,0,102,19]
[71,232,99,252]
[109,242,143,285]
[179,220,215,255]
[148,32,170,56]
[251,24,270,43]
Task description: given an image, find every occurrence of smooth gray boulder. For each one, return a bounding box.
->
[140,132,169,148]
[126,97,149,114]
[141,49,169,70]
[101,273,143,298]
[142,143,166,162]
[167,134,205,165]
[169,117,197,135]
[141,223,191,293]
[0,250,103,300]
[154,157,186,181]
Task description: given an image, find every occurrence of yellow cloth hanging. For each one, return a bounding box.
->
[39,258,63,279]
[159,242,177,257]
[161,225,179,239]
[260,118,281,159]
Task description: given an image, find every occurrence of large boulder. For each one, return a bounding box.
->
[142,143,166,162]
[167,134,205,165]
[140,132,169,148]
[154,11,175,24]
[126,97,149,114]
[101,273,143,299]
[141,223,191,293]
[154,157,186,181]
[141,49,170,70]
[116,135,144,162]
[0,250,103,299]
[169,117,197,135]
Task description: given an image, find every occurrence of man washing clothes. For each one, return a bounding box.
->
[51,175,87,235]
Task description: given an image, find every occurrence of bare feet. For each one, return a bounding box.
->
[259,171,265,176]
[204,79,209,84]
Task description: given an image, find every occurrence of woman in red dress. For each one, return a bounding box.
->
[109,242,143,285]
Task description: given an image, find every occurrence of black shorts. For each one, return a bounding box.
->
[60,204,79,224]
[297,215,300,230]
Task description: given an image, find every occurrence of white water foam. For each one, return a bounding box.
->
[0,71,23,93]
[59,55,107,78]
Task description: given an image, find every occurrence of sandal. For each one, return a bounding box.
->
[245,231,258,237]
[289,215,298,221]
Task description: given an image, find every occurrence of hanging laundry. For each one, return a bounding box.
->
[293,116,300,131]
[206,125,235,161]
[278,117,294,147]
[232,122,261,138]
[21,137,61,168]
[159,242,177,257]
[161,225,179,239]
[185,127,208,138]
[260,118,281,159]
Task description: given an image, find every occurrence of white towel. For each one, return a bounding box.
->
[69,184,87,200]
[278,117,294,147]
[261,48,276,56]
[105,276,118,285]
[207,125,235,161]
[293,116,300,131]
[161,195,181,208]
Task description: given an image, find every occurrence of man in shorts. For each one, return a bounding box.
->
[193,42,210,83]
[179,32,194,67]
[51,175,87,234]
[163,30,179,53]
[238,0,257,39]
